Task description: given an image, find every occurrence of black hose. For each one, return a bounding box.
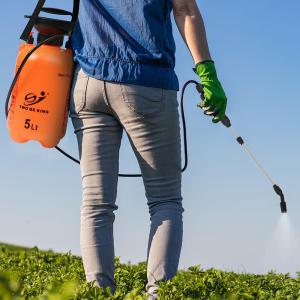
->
[180,80,199,173]
[117,79,198,177]
[56,80,198,177]
[5,37,198,177]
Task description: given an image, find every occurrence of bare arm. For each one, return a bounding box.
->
[172,0,211,64]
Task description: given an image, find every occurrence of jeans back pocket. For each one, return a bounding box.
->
[120,83,163,118]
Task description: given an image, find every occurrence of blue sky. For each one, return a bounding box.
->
[1,1,300,275]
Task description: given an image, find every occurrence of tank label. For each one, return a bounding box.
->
[19,91,50,114]
[24,91,48,106]
[19,105,49,114]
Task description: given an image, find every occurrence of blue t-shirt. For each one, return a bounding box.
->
[71,0,179,91]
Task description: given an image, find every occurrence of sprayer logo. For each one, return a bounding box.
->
[24,91,48,106]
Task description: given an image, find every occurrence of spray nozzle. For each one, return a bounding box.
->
[280,201,287,214]
[273,185,287,213]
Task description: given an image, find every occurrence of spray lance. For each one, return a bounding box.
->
[5,1,286,213]
[188,80,287,214]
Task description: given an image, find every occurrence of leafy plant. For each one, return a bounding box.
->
[0,243,299,299]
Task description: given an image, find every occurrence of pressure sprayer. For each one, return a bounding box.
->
[5,0,79,148]
[5,1,287,214]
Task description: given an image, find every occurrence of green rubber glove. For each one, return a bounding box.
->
[193,60,227,123]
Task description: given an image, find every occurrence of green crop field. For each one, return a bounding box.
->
[0,243,299,299]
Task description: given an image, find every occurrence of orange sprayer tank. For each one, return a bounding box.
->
[7,42,74,148]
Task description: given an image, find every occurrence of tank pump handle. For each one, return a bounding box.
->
[20,0,46,41]
[20,0,80,42]
[41,8,73,16]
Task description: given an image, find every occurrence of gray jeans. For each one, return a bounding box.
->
[69,65,184,298]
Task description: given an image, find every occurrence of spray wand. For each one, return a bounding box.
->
[189,81,287,214]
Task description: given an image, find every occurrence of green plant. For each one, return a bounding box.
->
[0,243,299,300]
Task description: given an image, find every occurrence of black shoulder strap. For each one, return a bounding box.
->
[72,0,80,24]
